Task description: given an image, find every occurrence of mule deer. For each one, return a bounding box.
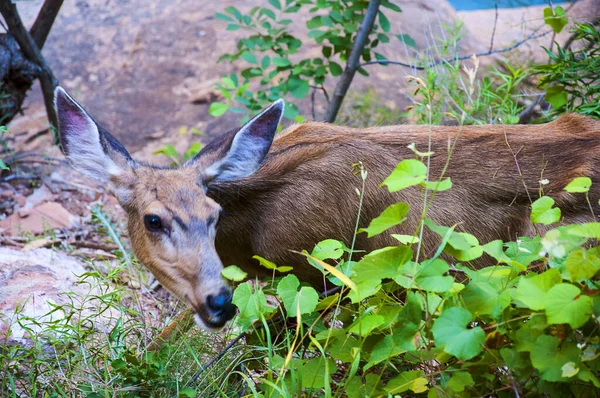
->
[55,87,600,328]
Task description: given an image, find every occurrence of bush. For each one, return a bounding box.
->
[225,160,600,397]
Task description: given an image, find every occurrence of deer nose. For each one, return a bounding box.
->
[206,288,235,320]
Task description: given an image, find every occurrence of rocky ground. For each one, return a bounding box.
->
[1,0,599,344]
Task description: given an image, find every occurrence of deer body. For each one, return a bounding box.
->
[209,116,600,285]
[54,87,600,328]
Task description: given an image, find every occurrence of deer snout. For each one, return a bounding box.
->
[194,287,236,329]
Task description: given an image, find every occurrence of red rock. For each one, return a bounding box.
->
[1,190,14,198]
[0,201,80,235]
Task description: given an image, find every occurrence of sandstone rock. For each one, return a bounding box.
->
[0,201,81,235]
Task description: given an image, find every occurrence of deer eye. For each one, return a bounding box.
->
[144,214,163,232]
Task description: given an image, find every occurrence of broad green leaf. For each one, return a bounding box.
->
[462,281,510,317]
[312,239,345,260]
[568,222,600,239]
[153,144,179,160]
[448,372,474,393]
[385,370,428,394]
[425,219,483,261]
[178,387,197,397]
[415,259,454,293]
[353,245,413,283]
[232,283,275,329]
[431,307,485,360]
[366,322,419,369]
[261,55,271,69]
[289,77,309,99]
[482,240,524,269]
[530,335,580,381]
[545,283,593,328]
[564,177,592,193]
[514,268,561,310]
[422,178,452,192]
[543,6,568,33]
[268,0,281,10]
[209,102,229,117]
[565,249,600,281]
[545,85,568,109]
[391,234,419,245]
[298,357,337,389]
[531,196,561,225]
[221,265,248,281]
[241,51,258,65]
[329,61,343,76]
[348,313,385,336]
[382,159,427,192]
[347,278,381,303]
[0,158,8,171]
[359,202,409,237]
[277,274,319,317]
[272,57,291,67]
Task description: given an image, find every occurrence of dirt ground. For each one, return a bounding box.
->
[1,0,599,342]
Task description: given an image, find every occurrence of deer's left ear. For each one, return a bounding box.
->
[189,99,284,183]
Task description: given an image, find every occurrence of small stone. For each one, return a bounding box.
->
[1,190,14,198]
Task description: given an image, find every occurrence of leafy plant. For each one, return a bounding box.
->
[153,127,204,166]
[211,0,406,123]
[534,21,600,118]
[0,125,11,171]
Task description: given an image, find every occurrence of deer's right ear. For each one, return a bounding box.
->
[54,87,135,184]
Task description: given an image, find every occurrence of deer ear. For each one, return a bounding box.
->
[54,87,135,183]
[190,99,284,183]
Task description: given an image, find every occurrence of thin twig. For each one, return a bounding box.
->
[490,2,499,52]
[360,27,553,70]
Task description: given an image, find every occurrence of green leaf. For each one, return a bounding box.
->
[359,202,409,238]
[391,234,419,245]
[545,85,568,109]
[385,370,428,394]
[215,12,234,22]
[261,55,271,69]
[531,196,561,225]
[153,144,179,161]
[289,77,309,99]
[209,102,229,117]
[329,61,343,76]
[178,387,197,398]
[183,142,202,161]
[462,281,510,317]
[298,357,337,389]
[415,259,454,293]
[565,249,600,281]
[564,177,592,193]
[0,158,9,171]
[514,268,561,310]
[397,33,417,48]
[545,283,593,328]
[382,159,427,192]
[422,178,452,191]
[353,245,413,283]
[448,372,475,393]
[378,11,390,32]
[544,6,568,34]
[366,322,419,369]
[312,239,345,260]
[268,0,281,10]
[431,307,485,360]
[272,57,291,67]
[568,222,600,238]
[348,313,385,336]
[241,51,258,65]
[225,6,242,22]
[277,274,319,317]
[530,335,580,381]
[221,265,248,282]
[232,283,275,329]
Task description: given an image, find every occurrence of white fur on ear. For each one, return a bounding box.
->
[55,87,124,182]
[206,99,284,182]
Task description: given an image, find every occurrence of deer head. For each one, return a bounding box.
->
[54,87,284,329]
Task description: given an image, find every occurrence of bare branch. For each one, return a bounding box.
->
[324,0,382,123]
[30,0,64,49]
[360,26,553,71]
[0,2,59,139]
[490,2,499,52]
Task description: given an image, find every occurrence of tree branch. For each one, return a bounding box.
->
[30,0,64,49]
[359,26,553,71]
[0,1,59,141]
[324,0,382,123]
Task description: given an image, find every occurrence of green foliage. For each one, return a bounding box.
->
[406,24,527,125]
[226,158,600,397]
[543,6,568,34]
[0,126,10,171]
[152,127,204,166]
[211,0,407,122]
[534,22,600,118]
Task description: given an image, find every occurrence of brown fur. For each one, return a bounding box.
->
[205,114,600,285]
